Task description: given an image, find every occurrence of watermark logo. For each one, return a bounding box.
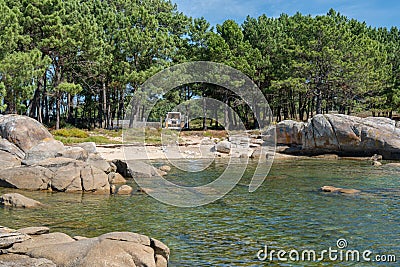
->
[123,61,276,207]
[257,238,397,263]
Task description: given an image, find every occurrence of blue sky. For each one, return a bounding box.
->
[172,0,400,29]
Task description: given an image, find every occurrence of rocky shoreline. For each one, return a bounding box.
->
[275,114,400,159]
[0,225,169,267]
[1,113,397,196]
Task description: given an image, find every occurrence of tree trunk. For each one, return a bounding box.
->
[102,82,107,128]
[202,96,207,131]
[56,94,61,130]
[315,88,322,114]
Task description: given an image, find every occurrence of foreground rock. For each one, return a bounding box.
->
[321,186,361,194]
[276,114,400,159]
[0,193,42,208]
[0,226,169,267]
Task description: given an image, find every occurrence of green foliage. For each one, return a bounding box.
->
[0,0,399,130]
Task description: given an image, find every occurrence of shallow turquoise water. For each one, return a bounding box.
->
[0,159,399,266]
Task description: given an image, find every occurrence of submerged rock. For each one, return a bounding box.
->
[159,165,171,172]
[383,162,400,168]
[372,161,382,166]
[321,186,361,194]
[116,185,133,195]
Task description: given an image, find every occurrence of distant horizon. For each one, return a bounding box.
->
[172,0,400,29]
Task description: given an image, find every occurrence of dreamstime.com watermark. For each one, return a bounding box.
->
[257,238,397,263]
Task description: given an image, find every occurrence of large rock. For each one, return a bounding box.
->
[0,193,42,208]
[276,120,304,145]
[50,160,110,193]
[1,157,110,193]
[215,140,231,154]
[57,147,88,161]
[0,115,53,152]
[33,157,78,171]
[303,114,339,152]
[74,142,97,154]
[24,139,65,163]
[0,254,56,267]
[0,166,52,190]
[0,115,113,194]
[112,159,133,178]
[127,160,163,178]
[301,114,400,159]
[0,150,21,170]
[51,162,83,192]
[87,153,112,173]
[4,227,170,267]
[0,226,31,249]
[0,138,25,159]
[80,164,110,193]
[17,227,50,236]
[9,232,75,253]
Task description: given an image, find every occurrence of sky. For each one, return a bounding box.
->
[172,0,400,29]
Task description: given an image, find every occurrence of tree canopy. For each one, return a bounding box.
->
[0,1,399,129]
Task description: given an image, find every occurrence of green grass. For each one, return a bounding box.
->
[54,135,120,145]
[52,128,89,138]
[52,127,125,145]
[90,128,123,138]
